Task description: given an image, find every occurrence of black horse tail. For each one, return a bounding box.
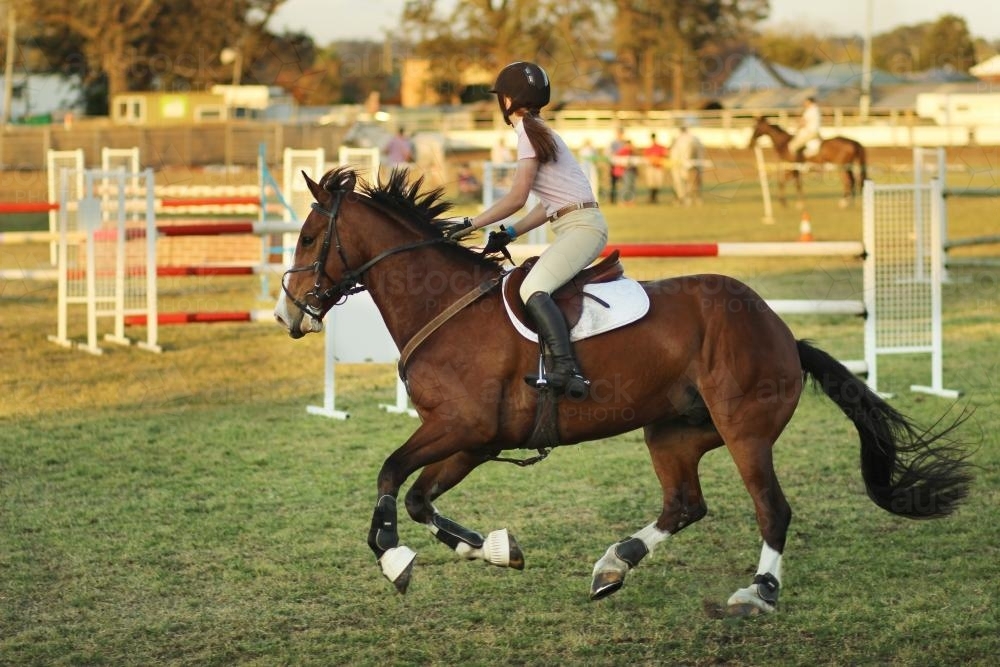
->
[796,340,972,519]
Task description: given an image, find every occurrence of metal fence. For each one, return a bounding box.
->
[0,122,349,171]
[0,104,989,171]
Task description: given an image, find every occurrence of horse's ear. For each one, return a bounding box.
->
[302,171,327,204]
[340,169,357,192]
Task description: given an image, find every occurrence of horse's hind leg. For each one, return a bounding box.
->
[723,437,792,616]
[591,422,721,600]
[404,451,524,570]
[840,166,855,208]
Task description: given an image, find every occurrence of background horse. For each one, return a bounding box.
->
[749,116,868,208]
[274,167,969,616]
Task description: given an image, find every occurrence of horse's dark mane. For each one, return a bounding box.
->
[757,116,790,138]
[318,166,504,269]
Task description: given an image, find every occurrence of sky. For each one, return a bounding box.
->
[268,0,1000,45]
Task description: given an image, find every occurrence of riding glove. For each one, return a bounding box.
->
[442,217,474,239]
[482,226,515,261]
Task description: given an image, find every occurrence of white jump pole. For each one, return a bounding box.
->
[306,322,350,420]
[754,146,775,225]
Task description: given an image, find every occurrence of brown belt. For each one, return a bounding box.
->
[548,201,599,222]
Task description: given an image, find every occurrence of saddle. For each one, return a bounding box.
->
[503,250,625,331]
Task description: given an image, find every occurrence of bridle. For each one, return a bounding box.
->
[280,189,450,321]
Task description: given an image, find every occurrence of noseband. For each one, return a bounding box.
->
[281,189,449,320]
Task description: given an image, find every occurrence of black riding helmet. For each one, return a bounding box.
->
[490,61,550,126]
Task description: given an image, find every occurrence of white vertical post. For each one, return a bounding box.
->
[139,169,162,353]
[105,171,131,347]
[306,318,349,419]
[862,179,878,393]
[935,147,951,284]
[79,180,103,356]
[48,169,72,349]
[755,146,775,225]
[46,149,84,265]
[380,377,417,417]
[911,179,959,398]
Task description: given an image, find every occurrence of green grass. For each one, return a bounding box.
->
[2,174,999,665]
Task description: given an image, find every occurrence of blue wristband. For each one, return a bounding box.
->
[505,226,517,240]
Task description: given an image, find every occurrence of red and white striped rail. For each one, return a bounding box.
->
[123,310,274,326]
[0,201,60,214]
[599,241,864,258]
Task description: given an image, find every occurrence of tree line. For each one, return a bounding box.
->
[1,0,992,116]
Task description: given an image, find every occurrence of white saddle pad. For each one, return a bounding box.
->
[503,275,650,343]
[803,138,822,157]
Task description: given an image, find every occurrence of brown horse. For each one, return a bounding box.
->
[274,167,970,616]
[749,116,868,208]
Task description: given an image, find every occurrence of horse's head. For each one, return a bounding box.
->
[275,166,472,339]
[274,168,359,338]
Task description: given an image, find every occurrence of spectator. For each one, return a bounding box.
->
[670,126,705,206]
[456,163,481,200]
[385,127,414,168]
[491,136,515,164]
[614,139,637,205]
[642,133,668,203]
[607,128,626,204]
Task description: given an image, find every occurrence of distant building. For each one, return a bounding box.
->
[721,54,809,94]
[111,85,297,125]
[113,91,229,125]
[717,53,989,111]
[970,55,1000,83]
[0,73,84,122]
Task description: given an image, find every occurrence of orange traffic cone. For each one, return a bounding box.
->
[799,211,814,242]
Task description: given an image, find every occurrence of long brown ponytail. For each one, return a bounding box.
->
[520,112,557,164]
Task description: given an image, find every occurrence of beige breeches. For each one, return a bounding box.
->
[788,130,819,153]
[519,207,608,301]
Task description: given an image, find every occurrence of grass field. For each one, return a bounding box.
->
[2,164,999,666]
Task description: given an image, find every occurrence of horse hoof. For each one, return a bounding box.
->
[507,533,525,571]
[482,528,525,569]
[726,602,768,617]
[379,546,416,594]
[589,571,625,601]
[725,587,776,616]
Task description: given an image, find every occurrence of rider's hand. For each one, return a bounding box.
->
[482,225,516,261]
[442,217,474,240]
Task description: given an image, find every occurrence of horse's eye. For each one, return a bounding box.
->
[301,236,315,248]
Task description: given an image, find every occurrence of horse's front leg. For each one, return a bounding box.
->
[793,168,805,210]
[405,453,524,570]
[367,423,470,593]
[368,494,417,593]
[777,167,788,207]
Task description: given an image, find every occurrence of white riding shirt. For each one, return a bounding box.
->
[513,117,595,217]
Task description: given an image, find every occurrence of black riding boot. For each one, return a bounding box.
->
[524,292,589,399]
